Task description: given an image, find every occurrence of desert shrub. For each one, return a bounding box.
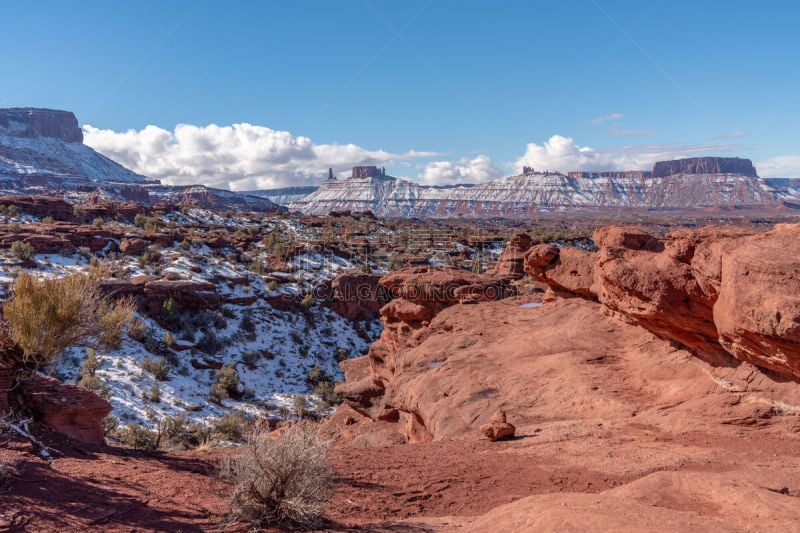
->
[78,374,111,398]
[313,382,340,409]
[222,421,333,528]
[214,312,228,330]
[10,241,35,261]
[155,415,188,448]
[117,422,157,450]
[96,298,136,349]
[250,259,266,275]
[335,348,349,363]
[81,348,99,377]
[306,365,332,387]
[186,422,212,447]
[41,216,54,224]
[196,331,224,355]
[163,331,176,348]
[161,297,180,325]
[143,218,159,232]
[102,414,119,435]
[266,280,278,292]
[240,315,255,333]
[145,384,161,403]
[3,272,134,368]
[210,364,240,402]
[300,293,316,309]
[8,223,20,234]
[241,350,260,370]
[141,356,171,381]
[212,412,246,442]
[180,238,191,250]
[93,217,104,228]
[293,395,308,419]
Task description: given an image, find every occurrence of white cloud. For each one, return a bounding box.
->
[512,134,742,174]
[756,155,800,178]
[83,123,438,190]
[590,112,624,125]
[418,155,503,186]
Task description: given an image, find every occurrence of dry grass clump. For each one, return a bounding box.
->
[222,421,334,528]
[3,272,135,368]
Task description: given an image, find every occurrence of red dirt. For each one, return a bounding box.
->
[3,406,800,532]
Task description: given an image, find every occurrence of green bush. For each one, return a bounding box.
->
[212,412,246,442]
[10,240,35,261]
[117,423,157,450]
[210,364,240,402]
[141,356,171,381]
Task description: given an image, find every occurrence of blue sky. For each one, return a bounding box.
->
[1,0,798,188]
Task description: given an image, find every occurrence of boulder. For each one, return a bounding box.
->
[15,374,110,445]
[479,410,516,442]
[119,237,150,255]
[713,223,800,376]
[524,245,596,299]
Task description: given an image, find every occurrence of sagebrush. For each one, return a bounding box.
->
[222,421,334,528]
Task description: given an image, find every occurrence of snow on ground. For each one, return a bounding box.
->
[0,212,388,428]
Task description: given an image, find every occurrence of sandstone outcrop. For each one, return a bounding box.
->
[525,223,800,377]
[336,266,518,437]
[0,108,83,143]
[652,156,757,177]
[488,233,532,280]
[327,271,392,320]
[14,374,110,445]
[143,280,220,314]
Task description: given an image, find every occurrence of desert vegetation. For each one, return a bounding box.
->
[222,421,333,528]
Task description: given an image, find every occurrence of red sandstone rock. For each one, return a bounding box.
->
[15,374,110,445]
[524,244,596,298]
[328,271,392,321]
[479,410,516,441]
[523,224,800,377]
[119,237,150,255]
[713,223,800,376]
[143,280,220,314]
[489,233,533,280]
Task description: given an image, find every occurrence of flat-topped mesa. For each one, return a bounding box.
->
[568,170,652,179]
[652,156,757,177]
[0,107,83,143]
[351,165,387,179]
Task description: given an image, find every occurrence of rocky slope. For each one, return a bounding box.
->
[290,158,800,217]
[333,223,800,444]
[0,107,283,213]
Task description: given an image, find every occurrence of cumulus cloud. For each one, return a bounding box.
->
[417,155,503,186]
[590,112,624,125]
[756,155,800,178]
[512,134,742,174]
[83,123,438,190]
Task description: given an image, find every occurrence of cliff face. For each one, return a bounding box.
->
[0,108,83,143]
[291,170,800,217]
[652,157,756,177]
